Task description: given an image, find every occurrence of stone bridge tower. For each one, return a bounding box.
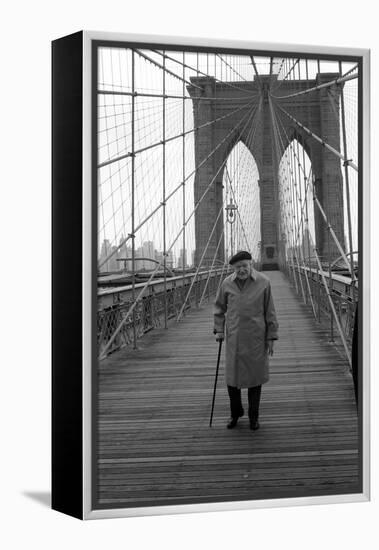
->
[187,74,345,269]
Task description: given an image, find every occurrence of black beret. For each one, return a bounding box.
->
[229,250,252,265]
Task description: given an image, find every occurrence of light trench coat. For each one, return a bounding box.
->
[214,269,279,388]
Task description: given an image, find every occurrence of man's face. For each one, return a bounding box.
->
[233,260,251,280]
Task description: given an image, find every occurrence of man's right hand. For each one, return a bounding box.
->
[215,333,224,342]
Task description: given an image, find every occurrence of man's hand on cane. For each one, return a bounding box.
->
[215,332,224,342]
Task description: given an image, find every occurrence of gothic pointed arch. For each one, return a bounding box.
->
[222,141,261,263]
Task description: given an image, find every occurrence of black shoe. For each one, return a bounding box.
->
[249,419,260,431]
[227,409,244,429]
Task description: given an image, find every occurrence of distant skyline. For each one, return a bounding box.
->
[98,238,193,273]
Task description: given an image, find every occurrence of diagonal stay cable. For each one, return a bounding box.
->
[152,49,256,95]
[176,202,225,321]
[98,99,256,169]
[271,58,300,95]
[270,71,358,100]
[198,229,228,307]
[135,48,202,89]
[274,101,358,171]
[216,54,249,82]
[249,56,263,90]
[225,166,250,250]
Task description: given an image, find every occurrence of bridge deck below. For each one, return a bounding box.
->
[97,271,359,508]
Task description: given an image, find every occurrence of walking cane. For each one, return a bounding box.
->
[209,339,223,427]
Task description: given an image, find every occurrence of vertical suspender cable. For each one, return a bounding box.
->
[296,134,307,303]
[182,51,186,303]
[339,61,356,283]
[320,55,334,340]
[199,231,225,306]
[286,136,299,293]
[131,49,137,349]
[163,50,168,329]
[288,137,301,292]
[289,136,305,299]
[304,58,315,309]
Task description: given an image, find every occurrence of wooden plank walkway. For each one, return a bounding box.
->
[96,271,359,508]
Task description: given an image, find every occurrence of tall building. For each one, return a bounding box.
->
[109,246,119,271]
[301,227,314,262]
[166,250,174,269]
[135,246,144,271]
[116,236,130,271]
[99,239,112,273]
[142,241,156,270]
[177,248,187,269]
[155,250,163,266]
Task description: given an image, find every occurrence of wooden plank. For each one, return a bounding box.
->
[96,271,359,507]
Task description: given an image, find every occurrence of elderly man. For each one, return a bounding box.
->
[214,250,279,430]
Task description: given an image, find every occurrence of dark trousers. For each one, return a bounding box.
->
[227,385,262,421]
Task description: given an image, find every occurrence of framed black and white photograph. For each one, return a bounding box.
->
[52,30,370,520]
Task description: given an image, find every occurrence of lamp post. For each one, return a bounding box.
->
[225,199,237,258]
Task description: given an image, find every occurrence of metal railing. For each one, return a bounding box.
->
[283,262,357,362]
[98,267,231,359]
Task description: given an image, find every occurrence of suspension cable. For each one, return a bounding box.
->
[270,72,357,100]
[135,49,202,89]
[151,49,256,95]
[339,60,356,280]
[271,58,300,95]
[98,99,256,169]
[198,229,226,306]
[98,89,254,102]
[216,54,248,82]
[274,102,358,171]
[177,202,225,321]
